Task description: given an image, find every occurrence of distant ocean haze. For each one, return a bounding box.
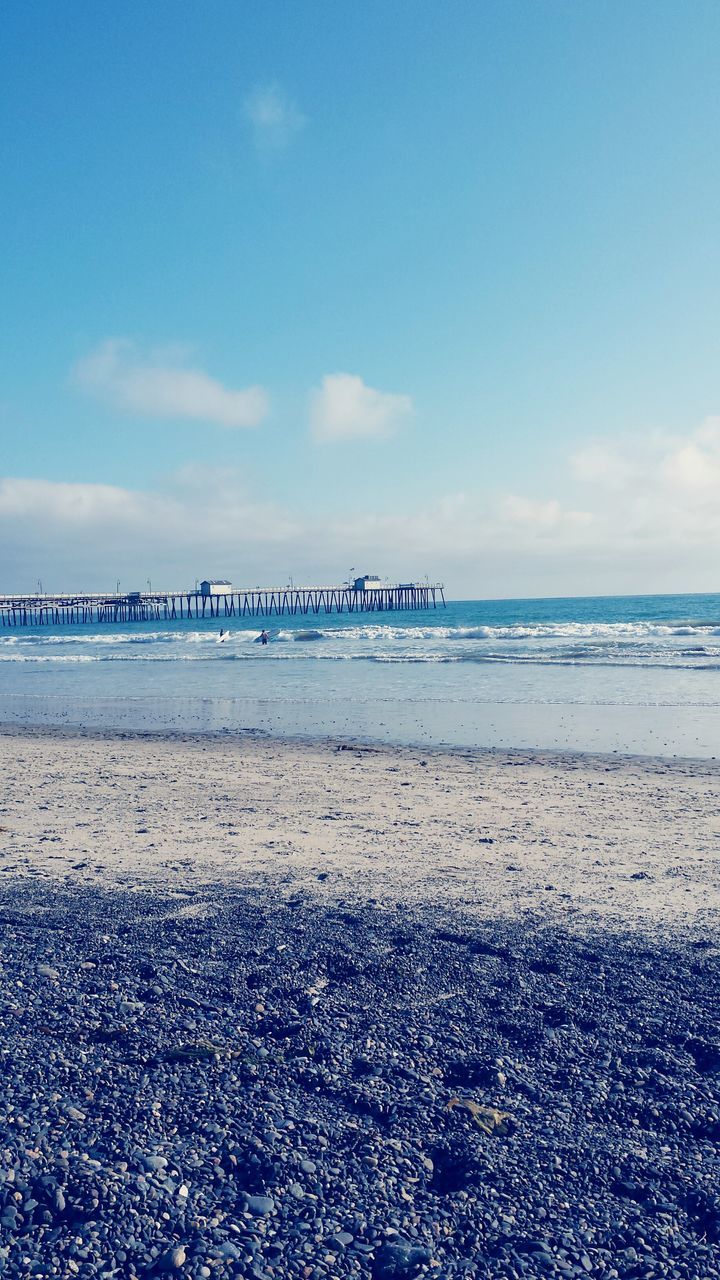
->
[1,594,719,758]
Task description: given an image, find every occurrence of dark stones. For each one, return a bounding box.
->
[467,938,512,960]
[686,1191,720,1242]
[429,1139,478,1194]
[0,879,718,1280]
[686,1039,720,1073]
[372,1240,431,1278]
[613,1180,649,1202]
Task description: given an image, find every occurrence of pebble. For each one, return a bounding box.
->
[36,963,60,980]
[245,1194,276,1216]
[157,1244,187,1270]
[142,1154,169,1171]
[214,1241,242,1261]
[0,880,716,1280]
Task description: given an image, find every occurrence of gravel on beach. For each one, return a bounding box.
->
[0,880,718,1280]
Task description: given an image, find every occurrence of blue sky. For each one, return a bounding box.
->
[2,0,720,595]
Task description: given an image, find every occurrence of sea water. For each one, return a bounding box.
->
[1,593,720,758]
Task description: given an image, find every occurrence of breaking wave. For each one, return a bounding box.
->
[2,598,720,675]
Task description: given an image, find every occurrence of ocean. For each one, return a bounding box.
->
[1,593,720,758]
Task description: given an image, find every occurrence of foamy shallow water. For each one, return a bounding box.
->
[2,593,720,756]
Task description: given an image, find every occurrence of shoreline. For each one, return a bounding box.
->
[3,717,720,774]
[2,678,720,762]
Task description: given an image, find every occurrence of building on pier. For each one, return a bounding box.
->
[200,579,233,597]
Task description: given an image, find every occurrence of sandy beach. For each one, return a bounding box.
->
[1,725,719,934]
[1,727,719,1279]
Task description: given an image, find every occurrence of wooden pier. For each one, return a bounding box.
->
[0,582,445,627]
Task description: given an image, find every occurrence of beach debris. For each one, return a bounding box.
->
[161,1040,224,1063]
[446,1096,512,1135]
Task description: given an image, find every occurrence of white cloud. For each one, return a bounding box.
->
[0,473,609,596]
[501,495,593,534]
[243,83,306,150]
[310,373,413,442]
[571,443,634,489]
[0,477,162,526]
[73,340,268,428]
[660,418,720,491]
[567,417,720,555]
[662,442,720,491]
[572,418,720,503]
[0,473,304,592]
[3,417,720,597]
[572,418,720,497]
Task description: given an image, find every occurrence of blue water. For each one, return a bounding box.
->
[2,593,720,757]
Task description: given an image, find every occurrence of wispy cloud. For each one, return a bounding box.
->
[243,83,306,150]
[572,417,720,499]
[73,340,268,429]
[4,418,720,595]
[0,473,302,590]
[310,373,413,443]
[501,494,593,535]
[0,477,161,526]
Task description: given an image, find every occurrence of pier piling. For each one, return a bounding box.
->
[0,583,445,628]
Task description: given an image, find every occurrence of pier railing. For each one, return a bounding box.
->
[0,583,446,626]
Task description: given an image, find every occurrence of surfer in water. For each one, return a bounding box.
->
[260,630,269,646]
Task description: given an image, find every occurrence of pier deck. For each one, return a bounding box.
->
[0,583,445,627]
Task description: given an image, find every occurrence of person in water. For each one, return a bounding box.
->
[260,630,269,645]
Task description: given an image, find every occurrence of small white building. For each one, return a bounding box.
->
[353,575,382,592]
[200,579,233,597]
